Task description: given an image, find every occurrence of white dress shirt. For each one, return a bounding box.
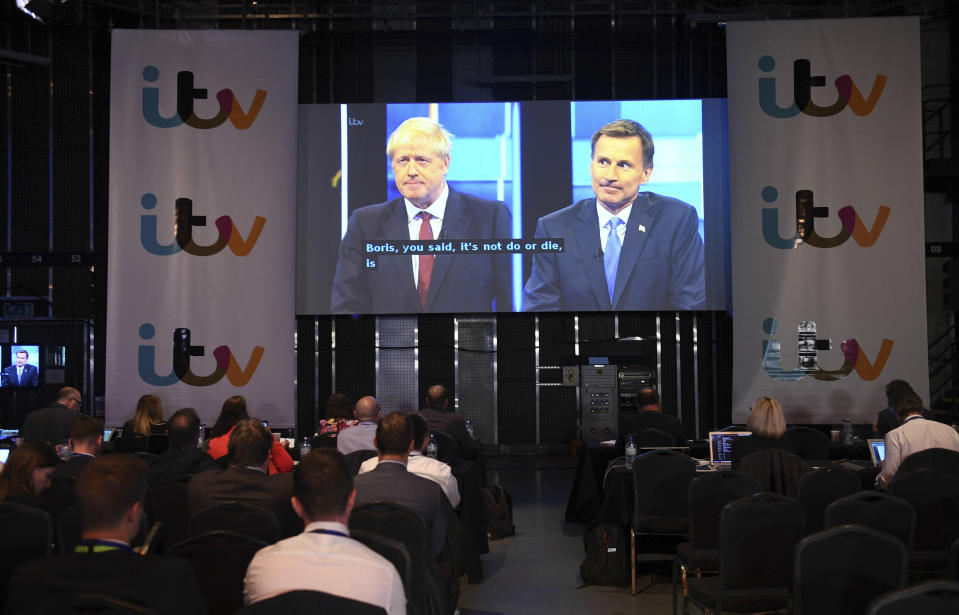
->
[243,520,406,614]
[405,184,449,287]
[358,451,461,508]
[879,415,959,486]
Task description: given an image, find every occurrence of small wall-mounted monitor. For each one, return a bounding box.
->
[0,344,42,389]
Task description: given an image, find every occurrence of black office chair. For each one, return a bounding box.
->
[72,593,159,614]
[825,490,916,551]
[145,480,190,552]
[167,530,266,615]
[796,464,861,535]
[867,580,959,615]
[41,474,78,521]
[350,501,445,615]
[629,449,696,595]
[431,432,462,465]
[188,501,280,544]
[631,427,677,449]
[350,529,413,597]
[673,470,761,615]
[888,468,959,576]
[345,449,378,476]
[311,433,338,449]
[146,434,169,455]
[57,505,83,555]
[0,501,52,609]
[793,524,909,615]
[738,448,810,498]
[686,492,806,614]
[113,433,149,454]
[784,426,830,461]
[897,447,959,477]
[235,590,387,614]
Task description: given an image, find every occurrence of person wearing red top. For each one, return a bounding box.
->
[205,395,293,474]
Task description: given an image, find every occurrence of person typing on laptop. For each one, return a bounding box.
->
[876,386,959,488]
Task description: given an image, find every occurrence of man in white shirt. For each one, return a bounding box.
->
[243,449,406,614]
[359,412,461,508]
[878,387,959,488]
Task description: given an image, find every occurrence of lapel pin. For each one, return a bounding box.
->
[638,224,646,233]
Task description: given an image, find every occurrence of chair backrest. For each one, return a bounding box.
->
[784,426,830,460]
[796,465,861,535]
[824,491,915,550]
[146,434,169,456]
[687,470,762,551]
[718,492,806,595]
[632,449,696,522]
[57,505,83,555]
[145,480,190,551]
[794,525,909,615]
[0,502,52,610]
[888,468,959,554]
[952,538,959,581]
[167,530,266,615]
[867,580,959,615]
[431,431,461,465]
[345,450,378,476]
[72,593,159,614]
[311,433,338,449]
[113,433,149,454]
[234,590,387,615]
[631,427,676,448]
[41,474,78,520]
[738,448,810,498]
[188,501,280,544]
[897,447,959,477]
[349,529,413,596]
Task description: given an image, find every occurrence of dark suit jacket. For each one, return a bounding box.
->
[330,189,512,313]
[1,363,38,387]
[147,447,219,485]
[523,193,705,311]
[186,466,299,537]
[20,403,80,446]
[353,461,448,556]
[419,408,476,459]
[4,549,205,614]
[52,454,94,481]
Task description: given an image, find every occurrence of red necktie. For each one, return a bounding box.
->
[417,212,434,308]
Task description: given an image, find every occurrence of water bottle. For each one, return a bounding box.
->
[625,435,637,469]
[465,419,474,439]
[197,424,206,449]
[59,440,72,462]
[426,434,438,459]
[841,417,853,445]
[299,436,312,459]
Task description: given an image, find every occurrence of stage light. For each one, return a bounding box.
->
[16,0,68,23]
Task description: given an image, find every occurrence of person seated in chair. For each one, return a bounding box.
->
[418,385,477,460]
[616,387,687,451]
[147,407,219,485]
[243,449,406,613]
[877,387,959,488]
[5,455,206,614]
[874,379,935,437]
[336,396,382,455]
[731,396,796,470]
[359,413,460,508]
[52,414,103,481]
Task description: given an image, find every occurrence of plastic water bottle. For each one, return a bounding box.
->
[59,440,72,462]
[299,436,312,459]
[426,434,439,459]
[625,435,637,469]
[465,419,474,439]
[197,424,206,448]
[842,418,853,445]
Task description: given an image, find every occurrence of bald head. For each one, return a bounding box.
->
[425,385,449,410]
[57,387,82,411]
[354,396,382,422]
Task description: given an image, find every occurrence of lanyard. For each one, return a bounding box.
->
[309,528,350,538]
[75,539,133,554]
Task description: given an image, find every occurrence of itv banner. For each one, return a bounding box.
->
[107,31,298,426]
[727,18,927,423]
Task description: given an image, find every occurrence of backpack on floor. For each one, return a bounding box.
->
[481,484,515,540]
[579,521,629,586]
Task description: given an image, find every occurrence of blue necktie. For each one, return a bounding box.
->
[604,217,624,302]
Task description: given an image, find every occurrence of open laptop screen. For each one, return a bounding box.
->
[868,439,886,466]
[708,431,752,466]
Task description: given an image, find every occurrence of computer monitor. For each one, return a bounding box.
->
[708,431,752,466]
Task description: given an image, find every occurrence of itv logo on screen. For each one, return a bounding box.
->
[757,55,887,118]
[761,318,893,382]
[138,324,264,387]
[141,65,267,129]
[140,193,266,256]
[760,186,890,250]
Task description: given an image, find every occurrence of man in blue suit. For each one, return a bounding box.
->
[331,117,512,314]
[523,119,705,311]
[2,348,39,387]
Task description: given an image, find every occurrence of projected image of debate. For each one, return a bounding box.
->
[296,100,729,315]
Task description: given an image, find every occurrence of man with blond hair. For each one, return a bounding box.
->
[331,116,512,313]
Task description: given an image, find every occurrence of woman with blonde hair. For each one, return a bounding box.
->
[730,396,796,469]
[124,394,167,436]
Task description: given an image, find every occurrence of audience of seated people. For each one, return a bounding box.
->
[730,396,796,470]
[187,417,300,537]
[146,407,219,485]
[4,454,206,614]
[243,449,406,613]
[205,395,294,474]
[122,394,167,437]
[20,387,83,447]
[359,412,461,508]
[336,396,382,455]
[317,393,358,439]
[419,384,477,460]
[0,440,59,507]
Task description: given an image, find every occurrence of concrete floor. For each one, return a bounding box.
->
[458,456,676,615]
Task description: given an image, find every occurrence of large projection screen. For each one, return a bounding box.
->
[296,100,730,315]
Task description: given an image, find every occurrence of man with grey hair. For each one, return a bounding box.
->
[331,116,512,313]
[524,118,705,311]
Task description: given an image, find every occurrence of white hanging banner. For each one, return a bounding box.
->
[727,17,927,423]
[107,30,298,426]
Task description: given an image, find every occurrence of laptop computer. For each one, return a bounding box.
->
[867,439,886,466]
[103,428,115,442]
[708,431,752,467]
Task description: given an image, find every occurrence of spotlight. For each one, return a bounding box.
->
[16,0,68,23]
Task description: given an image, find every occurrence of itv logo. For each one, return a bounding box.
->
[141,65,267,129]
[138,324,264,387]
[758,55,887,118]
[140,193,266,256]
[762,318,893,382]
[761,186,890,249]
